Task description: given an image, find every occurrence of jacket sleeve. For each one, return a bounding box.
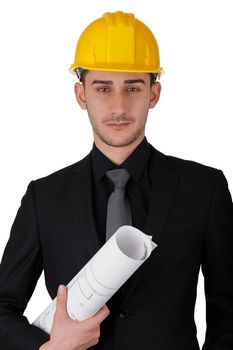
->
[0,181,49,349]
[202,170,233,349]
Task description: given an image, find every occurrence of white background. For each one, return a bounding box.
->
[0,0,232,347]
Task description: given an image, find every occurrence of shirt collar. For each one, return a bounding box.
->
[122,137,151,181]
[91,144,114,183]
[91,137,151,183]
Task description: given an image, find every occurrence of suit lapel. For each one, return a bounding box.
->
[121,148,179,305]
[67,154,101,260]
[144,149,179,243]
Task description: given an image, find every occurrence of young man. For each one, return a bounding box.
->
[0,11,233,350]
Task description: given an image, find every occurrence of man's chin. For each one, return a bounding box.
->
[98,134,143,148]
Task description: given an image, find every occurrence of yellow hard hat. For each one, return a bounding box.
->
[70,11,164,77]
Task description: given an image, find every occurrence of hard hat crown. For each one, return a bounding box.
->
[70,11,163,75]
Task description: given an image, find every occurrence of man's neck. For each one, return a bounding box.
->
[94,135,145,165]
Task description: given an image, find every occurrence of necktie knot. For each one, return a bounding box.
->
[106,168,130,189]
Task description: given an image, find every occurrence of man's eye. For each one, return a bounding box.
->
[96,87,110,92]
[128,87,140,92]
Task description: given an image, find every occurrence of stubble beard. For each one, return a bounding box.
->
[93,124,145,148]
[88,112,147,148]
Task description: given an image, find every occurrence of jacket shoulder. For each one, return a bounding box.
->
[151,146,223,184]
[35,153,91,183]
[167,154,220,175]
[30,153,91,198]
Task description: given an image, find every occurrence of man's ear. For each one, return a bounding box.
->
[149,82,161,109]
[74,83,87,110]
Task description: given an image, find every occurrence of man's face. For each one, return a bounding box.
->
[74,70,161,148]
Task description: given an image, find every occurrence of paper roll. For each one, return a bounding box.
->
[33,225,157,334]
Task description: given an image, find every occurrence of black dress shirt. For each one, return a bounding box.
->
[91,137,153,245]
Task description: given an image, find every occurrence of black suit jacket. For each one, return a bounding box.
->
[0,146,233,350]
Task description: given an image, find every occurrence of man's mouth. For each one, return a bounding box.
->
[104,117,133,130]
[105,122,131,130]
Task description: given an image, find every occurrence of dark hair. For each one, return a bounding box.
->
[77,69,158,86]
[150,73,158,85]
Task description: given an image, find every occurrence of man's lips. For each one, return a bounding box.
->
[105,122,131,129]
[105,119,133,129]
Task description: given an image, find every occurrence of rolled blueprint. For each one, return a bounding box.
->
[33,225,157,334]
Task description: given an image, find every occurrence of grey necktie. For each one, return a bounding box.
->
[106,168,132,241]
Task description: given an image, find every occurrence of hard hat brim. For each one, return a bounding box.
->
[69,65,164,76]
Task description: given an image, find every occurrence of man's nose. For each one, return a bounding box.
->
[109,93,127,116]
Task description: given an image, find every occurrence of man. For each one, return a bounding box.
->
[0,10,233,350]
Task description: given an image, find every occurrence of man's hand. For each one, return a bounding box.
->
[39,285,110,350]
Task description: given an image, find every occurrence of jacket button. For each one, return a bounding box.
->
[119,309,129,319]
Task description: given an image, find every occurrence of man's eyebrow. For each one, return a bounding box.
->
[124,79,145,85]
[91,80,113,85]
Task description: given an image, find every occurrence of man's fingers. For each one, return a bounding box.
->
[92,304,110,324]
[54,286,109,326]
[54,284,68,320]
